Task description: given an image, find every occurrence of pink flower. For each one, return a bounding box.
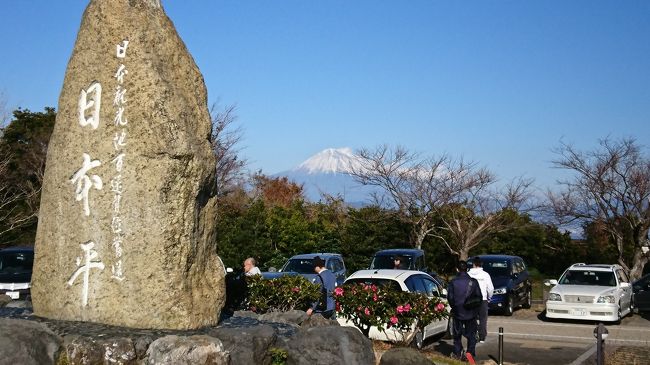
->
[404,304,411,312]
[397,305,405,314]
[435,303,445,312]
[334,287,344,296]
[371,285,378,292]
[292,287,300,293]
[364,307,371,316]
[390,316,398,325]
[373,294,378,302]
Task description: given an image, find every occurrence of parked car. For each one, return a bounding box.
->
[263,253,347,286]
[545,263,633,322]
[467,255,532,315]
[337,269,450,349]
[633,273,650,312]
[369,249,447,295]
[0,246,34,300]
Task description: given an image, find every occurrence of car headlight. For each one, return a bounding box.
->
[548,293,562,301]
[596,295,615,304]
[493,287,507,295]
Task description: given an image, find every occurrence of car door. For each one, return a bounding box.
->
[512,258,527,305]
[616,269,632,311]
[633,275,650,311]
[421,276,447,335]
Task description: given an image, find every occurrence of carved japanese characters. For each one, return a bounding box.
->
[31,0,225,329]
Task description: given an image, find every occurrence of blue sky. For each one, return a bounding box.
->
[1,1,649,189]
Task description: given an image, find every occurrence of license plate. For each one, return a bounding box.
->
[5,291,19,300]
[571,308,587,316]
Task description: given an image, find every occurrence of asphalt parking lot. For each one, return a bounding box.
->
[424,307,650,365]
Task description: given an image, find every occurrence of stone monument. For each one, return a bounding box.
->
[31,0,225,329]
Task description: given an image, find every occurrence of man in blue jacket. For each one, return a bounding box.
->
[306,256,337,319]
[447,260,482,360]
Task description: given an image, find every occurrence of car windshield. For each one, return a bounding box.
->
[345,278,402,292]
[482,260,511,277]
[281,258,315,274]
[369,255,413,270]
[559,270,616,286]
[0,252,34,274]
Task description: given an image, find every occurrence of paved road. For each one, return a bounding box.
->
[427,309,650,365]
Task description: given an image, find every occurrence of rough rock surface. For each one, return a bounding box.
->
[31,0,224,329]
[0,307,377,365]
[145,335,229,365]
[279,326,376,365]
[0,318,63,365]
[378,347,433,365]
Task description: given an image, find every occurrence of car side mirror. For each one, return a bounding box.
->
[512,272,519,279]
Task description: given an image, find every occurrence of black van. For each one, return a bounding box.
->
[467,255,532,316]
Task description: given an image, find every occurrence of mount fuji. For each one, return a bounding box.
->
[274,147,379,205]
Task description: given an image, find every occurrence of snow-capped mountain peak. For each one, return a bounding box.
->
[294,147,361,174]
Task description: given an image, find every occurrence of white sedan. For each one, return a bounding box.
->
[545,263,633,323]
[336,269,449,348]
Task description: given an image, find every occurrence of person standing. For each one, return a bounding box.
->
[243,257,261,276]
[306,256,336,319]
[468,257,494,343]
[448,261,482,361]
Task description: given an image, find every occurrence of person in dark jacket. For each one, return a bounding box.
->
[447,260,482,360]
[306,256,337,319]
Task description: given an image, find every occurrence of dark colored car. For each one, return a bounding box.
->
[467,254,532,316]
[369,249,447,295]
[633,273,650,312]
[0,246,34,300]
[264,253,347,286]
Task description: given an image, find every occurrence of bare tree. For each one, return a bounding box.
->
[350,144,534,259]
[210,103,247,197]
[0,152,40,242]
[547,138,650,280]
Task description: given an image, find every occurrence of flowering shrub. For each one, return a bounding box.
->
[334,283,448,338]
[245,274,321,313]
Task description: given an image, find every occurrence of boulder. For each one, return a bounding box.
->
[379,347,432,365]
[31,0,224,329]
[259,309,309,325]
[0,295,12,307]
[145,335,229,365]
[63,335,137,365]
[207,325,277,365]
[280,326,376,365]
[0,318,62,365]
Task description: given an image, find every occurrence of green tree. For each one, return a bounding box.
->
[0,107,55,246]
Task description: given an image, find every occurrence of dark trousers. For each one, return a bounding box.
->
[452,317,478,357]
[478,300,489,341]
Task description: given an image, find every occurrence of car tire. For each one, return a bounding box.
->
[410,328,424,349]
[522,288,532,309]
[504,295,514,316]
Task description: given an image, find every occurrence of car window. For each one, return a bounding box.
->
[559,270,616,286]
[415,256,424,271]
[369,255,413,270]
[0,251,34,274]
[422,278,439,297]
[326,259,335,271]
[281,259,314,274]
[405,276,427,294]
[483,260,511,277]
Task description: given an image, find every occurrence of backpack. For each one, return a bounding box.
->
[316,274,328,311]
[463,278,483,310]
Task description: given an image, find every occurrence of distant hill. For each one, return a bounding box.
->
[274,147,380,206]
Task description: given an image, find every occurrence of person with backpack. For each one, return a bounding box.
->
[448,260,482,361]
[306,256,336,319]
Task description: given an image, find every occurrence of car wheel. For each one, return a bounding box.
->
[410,328,424,349]
[522,288,532,309]
[504,295,514,316]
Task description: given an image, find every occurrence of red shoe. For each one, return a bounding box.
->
[465,352,476,364]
